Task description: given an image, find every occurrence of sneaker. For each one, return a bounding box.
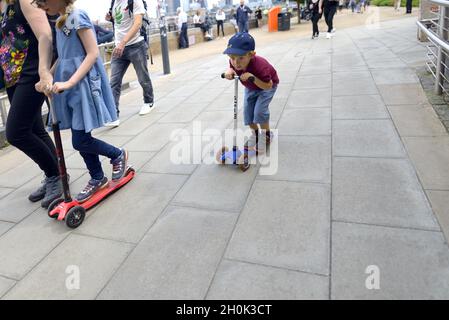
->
[331,28,336,33]
[326,32,332,39]
[76,177,109,203]
[41,176,63,208]
[105,119,120,127]
[29,177,48,202]
[256,130,274,153]
[111,149,128,181]
[244,131,259,151]
[30,174,70,203]
[139,103,155,116]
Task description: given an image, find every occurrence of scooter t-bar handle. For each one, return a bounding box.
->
[221,73,255,82]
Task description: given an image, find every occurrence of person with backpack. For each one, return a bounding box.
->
[105,0,155,126]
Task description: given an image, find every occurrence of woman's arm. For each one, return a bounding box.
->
[52,28,98,93]
[21,0,53,84]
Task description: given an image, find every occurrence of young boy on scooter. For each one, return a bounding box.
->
[222,33,279,152]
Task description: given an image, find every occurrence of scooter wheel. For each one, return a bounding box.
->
[48,198,63,219]
[239,153,250,172]
[216,146,229,164]
[65,206,86,229]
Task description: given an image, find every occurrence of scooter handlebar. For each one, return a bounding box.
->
[221,73,255,82]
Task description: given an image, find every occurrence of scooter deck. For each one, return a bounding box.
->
[51,167,135,221]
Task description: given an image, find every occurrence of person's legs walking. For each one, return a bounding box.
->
[127,41,155,115]
[110,56,131,117]
[6,83,62,207]
[6,84,59,178]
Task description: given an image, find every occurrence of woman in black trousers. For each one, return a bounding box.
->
[1,0,61,208]
[309,0,322,39]
[323,0,338,39]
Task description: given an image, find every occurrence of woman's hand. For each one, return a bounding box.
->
[52,81,74,94]
[35,72,53,95]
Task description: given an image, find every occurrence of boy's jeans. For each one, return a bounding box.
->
[110,40,154,115]
[243,87,277,126]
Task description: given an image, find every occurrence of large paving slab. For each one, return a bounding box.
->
[286,89,332,109]
[402,137,449,190]
[206,259,329,300]
[332,95,389,120]
[0,221,13,237]
[76,173,188,244]
[333,157,439,230]
[426,190,449,242]
[331,222,449,299]
[172,163,258,212]
[0,276,15,298]
[259,136,331,183]
[277,109,331,136]
[3,234,133,300]
[0,211,71,280]
[387,105,448,137]
[226,180,330,275]
[333,119,406,158]
[377,84,428,105]
[97,206,238,300]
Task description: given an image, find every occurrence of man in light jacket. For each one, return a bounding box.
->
[177,7,189,49]
[236,0,252,33]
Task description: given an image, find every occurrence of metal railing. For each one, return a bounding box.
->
[417,0,449,96]
[0,41,117,131]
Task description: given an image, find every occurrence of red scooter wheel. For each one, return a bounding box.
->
[216,146,229,164]
[238,153,250,172]
[65,206,86,229]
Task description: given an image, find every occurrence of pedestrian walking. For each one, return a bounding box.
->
[322,0,338,39]
[308,0,322,39]
[229,8,239,34]
[405,0,412,14]
[1,0,62,208]
[236,0,252,33]
[255,6,263,27]
[216,8,225,38]
[177,7,189,48]
[105,0,155,125]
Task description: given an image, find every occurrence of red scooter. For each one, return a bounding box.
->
[46,98,135,229]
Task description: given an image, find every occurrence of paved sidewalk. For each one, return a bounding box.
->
[1,14,449,300]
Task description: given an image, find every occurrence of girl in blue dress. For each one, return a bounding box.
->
[33,0,130,203]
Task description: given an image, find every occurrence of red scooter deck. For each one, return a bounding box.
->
[49,167,135,225]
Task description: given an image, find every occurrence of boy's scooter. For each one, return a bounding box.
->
[45,97,135,229]
[216,73,257,172]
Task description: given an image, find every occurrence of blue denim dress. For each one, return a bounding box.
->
[51,9,117,133]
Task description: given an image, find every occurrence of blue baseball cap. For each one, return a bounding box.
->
[223,33,255,55]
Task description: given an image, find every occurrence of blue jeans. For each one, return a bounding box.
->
[110,40,154,115]
[238,20,249,33]
[71,129,121,180]
[243,87,277,126]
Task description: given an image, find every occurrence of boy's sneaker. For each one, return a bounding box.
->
[256,130,274,153]
[111,149,128,181]
[105,119,120,127]
[41,176,63,208]
[76,177,109,203]
[139,103,155,116]
[244,131,259,151]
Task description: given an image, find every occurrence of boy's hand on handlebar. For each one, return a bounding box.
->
[224,69,236,80]
[240,72,254,82]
